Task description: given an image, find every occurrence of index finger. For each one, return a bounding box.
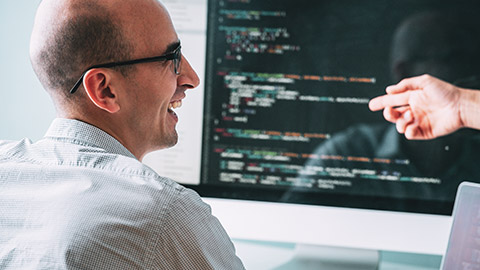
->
[368,91,411,111]
[386,75,428,94]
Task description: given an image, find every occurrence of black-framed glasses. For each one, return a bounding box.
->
[69,44,182,94]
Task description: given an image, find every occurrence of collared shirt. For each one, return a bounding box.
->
[0,118,245,270]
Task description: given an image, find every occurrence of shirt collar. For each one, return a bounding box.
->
[44,118,137,159]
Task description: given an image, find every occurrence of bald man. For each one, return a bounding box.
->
[0,0,244,269]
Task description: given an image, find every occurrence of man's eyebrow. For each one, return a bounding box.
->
[164,41,181,54]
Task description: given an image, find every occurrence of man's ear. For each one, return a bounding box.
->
[82,69,121,113]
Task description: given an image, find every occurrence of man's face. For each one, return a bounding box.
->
[120,2,199,153]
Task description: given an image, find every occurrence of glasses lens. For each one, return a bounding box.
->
[174,47,181,75]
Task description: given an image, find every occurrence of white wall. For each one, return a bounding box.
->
[0,1,55,141]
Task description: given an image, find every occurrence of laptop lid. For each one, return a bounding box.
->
[440,181,480,269]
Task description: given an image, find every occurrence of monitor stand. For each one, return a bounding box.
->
[273,244,379,270]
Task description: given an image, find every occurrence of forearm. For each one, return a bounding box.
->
[459,88,480,130]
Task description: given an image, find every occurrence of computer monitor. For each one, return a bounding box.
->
[144,0,480,262]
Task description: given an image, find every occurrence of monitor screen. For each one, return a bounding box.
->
[144,0,480,255]
[195,0,480,214]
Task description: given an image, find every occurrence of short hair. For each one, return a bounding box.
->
[32,3,134,98]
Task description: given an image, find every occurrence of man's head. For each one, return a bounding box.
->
[30,0,200,160]
[390,11,480,85]
[30,0,133,103]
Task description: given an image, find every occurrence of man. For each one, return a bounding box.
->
[0,0,245,269]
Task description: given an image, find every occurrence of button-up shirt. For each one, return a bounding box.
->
[0,118,244,269]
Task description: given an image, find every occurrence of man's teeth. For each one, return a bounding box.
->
[168,100,182,110]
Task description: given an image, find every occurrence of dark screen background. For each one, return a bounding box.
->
[189,0,480,215]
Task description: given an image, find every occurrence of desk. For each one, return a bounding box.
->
[233,239,442,270]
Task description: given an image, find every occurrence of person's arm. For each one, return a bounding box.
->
[369,74,480,140]
[156,187,245,270]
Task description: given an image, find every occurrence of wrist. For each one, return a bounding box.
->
[459,88,480,130]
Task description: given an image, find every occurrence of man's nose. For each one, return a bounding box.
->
[178,56,200,89]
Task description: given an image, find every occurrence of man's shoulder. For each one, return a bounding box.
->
[0,138,33,157]
[0,136,184,197]
[0,138,29,146]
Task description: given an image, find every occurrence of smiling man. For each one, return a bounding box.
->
[0,0,244,269]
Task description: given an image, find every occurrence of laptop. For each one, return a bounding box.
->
[440,182,480,269]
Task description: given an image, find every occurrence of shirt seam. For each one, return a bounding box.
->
[146,183,182,269]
